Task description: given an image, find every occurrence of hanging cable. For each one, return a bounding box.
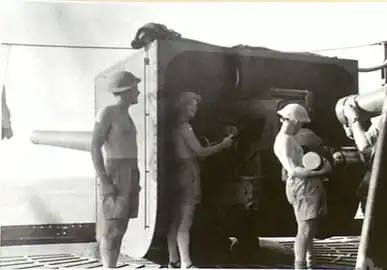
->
[294,40,387,73]
[289,40,386,54]
[0,42,133,50]
[307,40,385,53]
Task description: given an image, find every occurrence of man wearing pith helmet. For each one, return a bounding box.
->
[273,103,332,270]
[91,70,141,268]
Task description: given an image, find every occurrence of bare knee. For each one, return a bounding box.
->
[168,219,179,238]
[177,205,195,232]
[102,219,128,249]
[297,219,317,240]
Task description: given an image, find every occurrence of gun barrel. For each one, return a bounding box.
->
[30,130,92,152]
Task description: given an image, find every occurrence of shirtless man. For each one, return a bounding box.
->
[91,71,141,268]
[167,92,234,268]
[343,100,384,212]
[273,104,332,269]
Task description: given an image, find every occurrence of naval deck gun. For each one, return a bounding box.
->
[29,37,367,260]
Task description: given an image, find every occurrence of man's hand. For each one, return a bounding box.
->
[99,173,117,198]
[318,158,333,174]
[344,101,360,122]
[288,158,332,179]
[343,125,354,140]
[222,135,234,148]
[287,170,295,178]
[102,183,117,198]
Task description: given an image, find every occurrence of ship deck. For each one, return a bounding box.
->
[1,236,360,269]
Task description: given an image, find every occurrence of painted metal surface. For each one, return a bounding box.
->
[1,223,95,246]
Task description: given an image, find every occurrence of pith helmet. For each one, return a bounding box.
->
[107,71,141,94]
[277,103,311,123]
[176,92,202,108]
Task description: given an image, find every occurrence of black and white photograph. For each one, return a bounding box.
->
[1,1,387,269]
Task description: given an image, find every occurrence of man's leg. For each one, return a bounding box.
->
[177,204,196,268]
[306,186,326,269]
[100,218,129,268]
[294,218,316,269]
[112,218,130,265]
[286,184,306,269]
[167,206,182,266]
[294,220,308,269]
[306,218,318,269]
[306,240,314,269]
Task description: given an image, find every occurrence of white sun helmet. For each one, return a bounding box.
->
[277,103,311,123]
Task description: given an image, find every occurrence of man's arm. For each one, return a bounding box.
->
[277,138,331,179]
[180,123,232,157]
[365,119,381,145]
[350,120,375,153]
[344,101,380,153]
[290,158,332,178]
[90,107,113,194]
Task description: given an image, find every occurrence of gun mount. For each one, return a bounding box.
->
[30,38,365,260]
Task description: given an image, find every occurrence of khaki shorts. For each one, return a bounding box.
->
[174,158,201,205]
[99,158,140,220]
[286,177,327,222]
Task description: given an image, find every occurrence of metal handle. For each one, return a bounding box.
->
[143,53,150,230]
